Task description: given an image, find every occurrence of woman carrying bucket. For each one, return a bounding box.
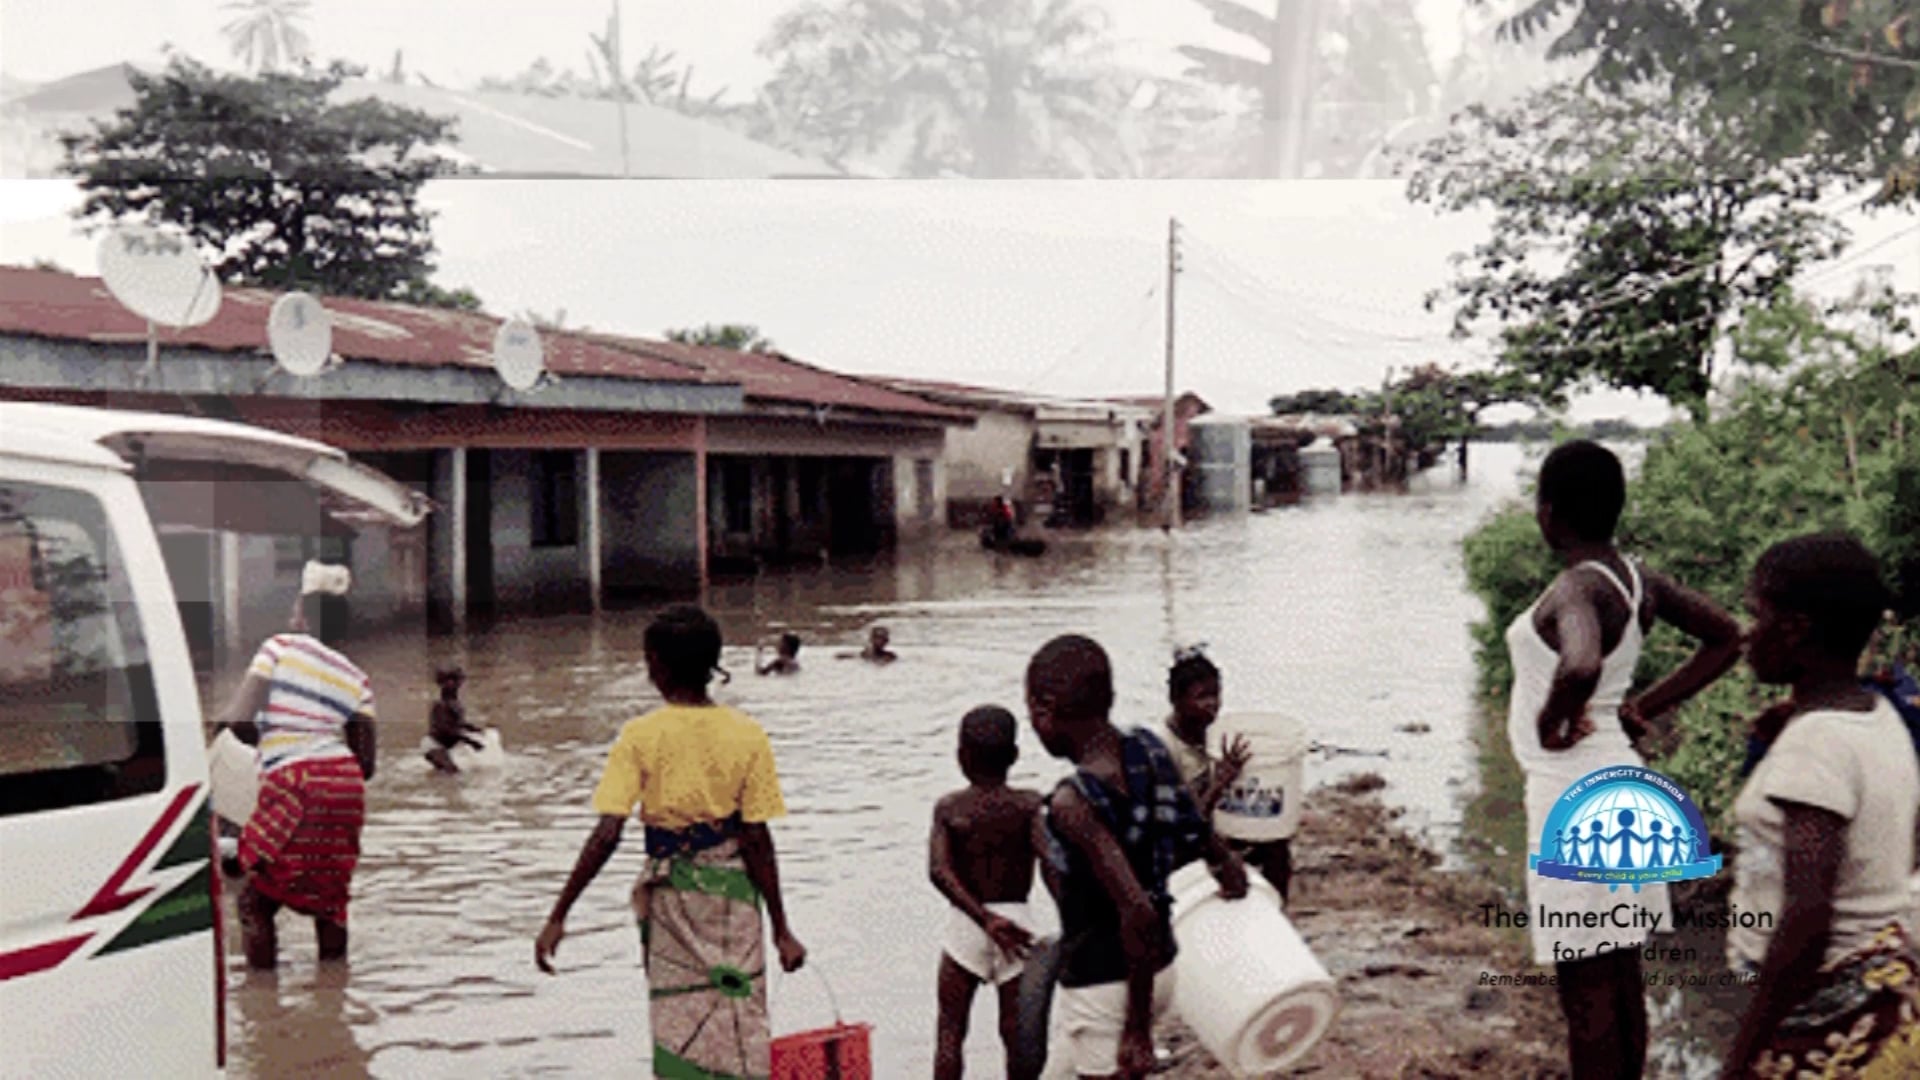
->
[1507,442,1741,1079]
[536,605,808,1079]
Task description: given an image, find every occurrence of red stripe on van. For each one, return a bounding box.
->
[72,786,200,920]
[0,934,92,981]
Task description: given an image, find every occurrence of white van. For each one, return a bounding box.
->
[0,403,428,1079]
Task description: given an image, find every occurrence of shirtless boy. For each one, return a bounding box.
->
[929,706,1044,1080]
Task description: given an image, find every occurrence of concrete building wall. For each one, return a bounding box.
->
[601,451,702,592]
[487,449,589,611]
[940,409,1034,514]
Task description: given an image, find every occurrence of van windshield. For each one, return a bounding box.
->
[0,479,164,816]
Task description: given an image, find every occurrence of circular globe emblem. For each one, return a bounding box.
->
[1530,765,1722,892]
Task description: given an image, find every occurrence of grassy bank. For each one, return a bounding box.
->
[1161,779,1568,1079]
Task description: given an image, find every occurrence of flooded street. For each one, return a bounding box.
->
[213,444,1540,1078]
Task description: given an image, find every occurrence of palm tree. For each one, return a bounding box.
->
[220,0,313,74]
[754,0,1132,178]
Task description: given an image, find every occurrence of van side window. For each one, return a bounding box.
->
[0,480,165,817]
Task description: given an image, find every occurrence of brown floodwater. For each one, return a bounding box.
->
[211,443,1559,1078]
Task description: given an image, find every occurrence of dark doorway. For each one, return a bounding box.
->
[1062,448,1097,526]
[827,459,881,555]
[465,449,495,615]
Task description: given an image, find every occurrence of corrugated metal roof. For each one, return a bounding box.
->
[875,376,1157,422]
[0,265,719,385]
[590,337,973,422]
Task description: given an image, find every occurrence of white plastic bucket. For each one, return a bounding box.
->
[1169,861,1338,1076]
[207,729,260,826]
[1212,713,1308,843]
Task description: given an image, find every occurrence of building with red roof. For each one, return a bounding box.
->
[0,264,969,659]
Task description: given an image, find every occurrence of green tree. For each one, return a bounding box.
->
[1463,285,1920,832]
[220,0,313,74]
[750,0,1133,177]
[1180,0,1437,177]
[666,323,775,352]
[1408,82,1848,423]
[1485,0,1920,199]
[61,58,481,310]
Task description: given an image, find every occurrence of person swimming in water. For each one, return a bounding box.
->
[757,632,802,676]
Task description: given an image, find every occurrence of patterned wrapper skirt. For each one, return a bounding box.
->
[237,756,366,925]
[632,836,770,1080]
[1738,924,1920,1079]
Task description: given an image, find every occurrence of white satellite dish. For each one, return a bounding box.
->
[267,292,333,377]
[97,224,221,328]
[492,320,546,392]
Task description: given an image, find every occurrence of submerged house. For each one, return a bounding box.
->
[0,266,965,665]
[586,339,972,574]
[876,378,1158,527]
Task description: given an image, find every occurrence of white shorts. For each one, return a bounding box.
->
[943,903,1031,985]
[1056,966,1178,1077]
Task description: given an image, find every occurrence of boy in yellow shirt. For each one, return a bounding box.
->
[536,606,807,1079]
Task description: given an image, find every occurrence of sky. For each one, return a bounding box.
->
[0,0,1472,98]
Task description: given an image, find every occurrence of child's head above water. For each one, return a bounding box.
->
[1535,439,1626,550]
[1169,646,1222,728]
[645,605,727,695]
[958,705,1018,784]
[779,632,802,659]
[434,663,465,687]
[1745,532,1892,684]
[869,626,890,650]
[1025,634,1114,758]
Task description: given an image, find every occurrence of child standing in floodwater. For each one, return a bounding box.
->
[1506,440,1742,1080]
[929,706,1044,1080]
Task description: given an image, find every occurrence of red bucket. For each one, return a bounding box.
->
[770,1023,872,1080]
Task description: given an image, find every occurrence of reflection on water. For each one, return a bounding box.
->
[214,444,1544,1078]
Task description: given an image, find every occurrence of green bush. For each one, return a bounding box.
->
[1461,294,1919,835]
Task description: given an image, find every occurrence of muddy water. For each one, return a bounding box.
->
[213,444,1543,1079]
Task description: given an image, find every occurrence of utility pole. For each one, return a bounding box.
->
[1275,0,1326,179]
[612,0,631,177]
[1163,217,1182,531]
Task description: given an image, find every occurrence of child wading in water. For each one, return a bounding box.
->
[424,664,484,774]
[1508,441,1741,1080]
[1028,634,1248,1080]
[929,706,1044,1080]
[536,606,807,1079]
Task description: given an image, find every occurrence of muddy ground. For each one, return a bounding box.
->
[1160,776,1573,1079]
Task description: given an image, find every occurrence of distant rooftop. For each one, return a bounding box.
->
[1,62,841,179]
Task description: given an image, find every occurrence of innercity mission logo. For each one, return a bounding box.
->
[1531,765,1722,892]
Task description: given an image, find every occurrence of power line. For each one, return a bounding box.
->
[1015,279,1161,393]
[1801,223,1920,287]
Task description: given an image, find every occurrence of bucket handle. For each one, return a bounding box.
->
[777,959,847,1029]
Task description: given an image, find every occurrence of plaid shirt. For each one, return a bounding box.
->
[1046,727,1210,911]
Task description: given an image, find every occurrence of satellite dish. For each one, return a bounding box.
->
[492,320,546,392]
[97,224,221,327]
[267,292,333,377]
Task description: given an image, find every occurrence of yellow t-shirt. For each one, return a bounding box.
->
[591,704,787,830]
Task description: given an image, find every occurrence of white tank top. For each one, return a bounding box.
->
[1505,557,1647,779]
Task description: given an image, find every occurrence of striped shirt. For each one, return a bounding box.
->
[247,633,375,774]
